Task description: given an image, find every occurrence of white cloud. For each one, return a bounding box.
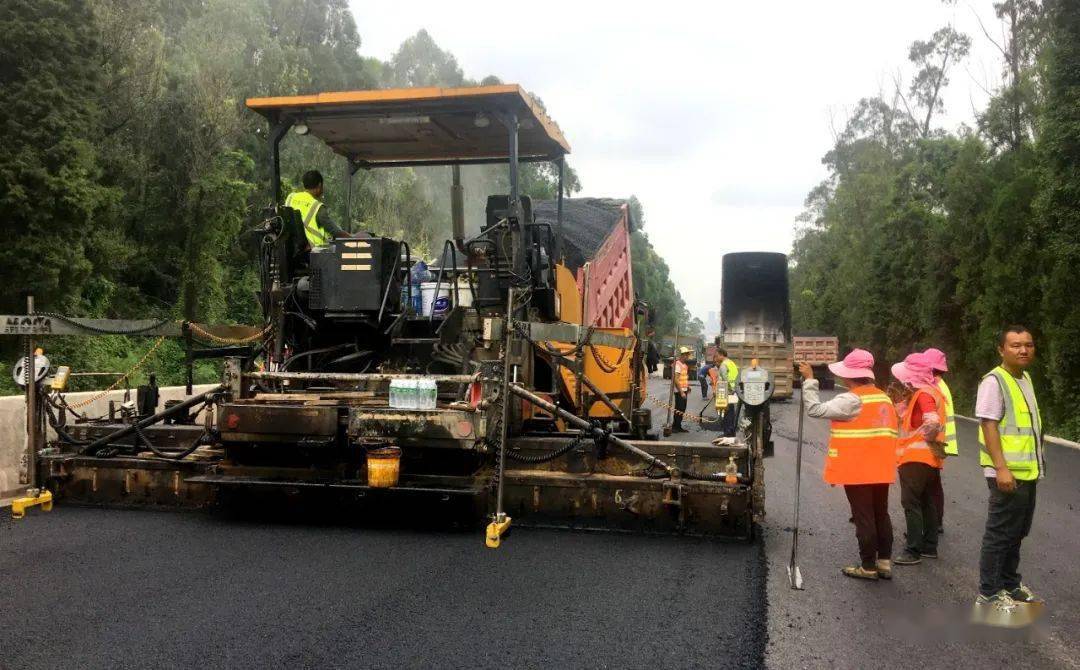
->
[350,0,1002,317]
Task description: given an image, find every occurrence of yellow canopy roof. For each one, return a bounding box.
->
[246,84,570,167]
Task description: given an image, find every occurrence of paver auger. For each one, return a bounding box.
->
[8,85,764,541]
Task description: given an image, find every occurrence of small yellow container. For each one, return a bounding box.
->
[366,446,401,488]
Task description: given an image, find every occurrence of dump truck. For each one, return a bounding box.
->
[794,334,839,390]
[6,85,764,541]
[718,252,794,400]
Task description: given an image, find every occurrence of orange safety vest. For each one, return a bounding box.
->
[825,385,899,485]
[674,360,689,392]
[897,386,947,469]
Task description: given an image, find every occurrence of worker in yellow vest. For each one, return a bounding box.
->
[923,347,956,534]
[671,346,691,433]
[284,170,352,248]
[974,325,1044,615]
[714,347,740,437]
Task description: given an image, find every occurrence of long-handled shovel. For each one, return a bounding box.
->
[788,384,806,590]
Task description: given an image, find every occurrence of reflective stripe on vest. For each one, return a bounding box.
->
[825,386,898,485]
[285,191,331,247]
[937,378,958,456]
[897,386,946,469]
[978,367,1042,481]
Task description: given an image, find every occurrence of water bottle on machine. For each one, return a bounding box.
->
[406,261,431,314]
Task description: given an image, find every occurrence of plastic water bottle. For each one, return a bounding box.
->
[409,261,432,314]
[420,379,436,409]
[389,379,399,408]
[406,379,417,409]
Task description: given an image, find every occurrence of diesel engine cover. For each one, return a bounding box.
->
[308,237,401,315]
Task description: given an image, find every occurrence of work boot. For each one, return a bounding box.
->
[893,550,922,565]
[842,565,879,581]
[875,559,892,580]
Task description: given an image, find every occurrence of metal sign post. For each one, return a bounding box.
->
[21,294,36,488]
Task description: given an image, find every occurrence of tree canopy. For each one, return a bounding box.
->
[0,1,686,391]
[790,0,1080,438]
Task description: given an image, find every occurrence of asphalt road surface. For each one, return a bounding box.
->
[3,377,1077,669]
[0,379,766,670]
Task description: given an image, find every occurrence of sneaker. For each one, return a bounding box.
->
[975,591,1018,613]
[875,559,892,580]
[893,550,922,565]
[973,591,1023,627]
[920,549,938,559]
[842,565,879,581]
[1009,584,1042,603]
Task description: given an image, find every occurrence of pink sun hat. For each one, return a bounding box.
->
[923,347,948,372]
[827,348,876,380]
[891,352,936,388]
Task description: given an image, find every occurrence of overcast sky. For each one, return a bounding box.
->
[349,0,1006,318]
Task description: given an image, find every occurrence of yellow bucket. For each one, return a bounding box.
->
[366,446,401,488]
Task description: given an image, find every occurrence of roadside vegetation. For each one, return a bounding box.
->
[790,1,1080,438]
[0,0,692,394]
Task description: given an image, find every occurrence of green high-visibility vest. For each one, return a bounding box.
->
[937,377,958,456]
[721,359,739,391]
[284,190,331,247]
[978,366,1043,480]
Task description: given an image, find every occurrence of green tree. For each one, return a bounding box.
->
[1035,0,1080,437]
[0,0,119,314]
[627,197,691,337]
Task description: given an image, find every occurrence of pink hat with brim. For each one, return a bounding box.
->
[923,347,948,372]
[891,353,936,388]
[827,348,875,380]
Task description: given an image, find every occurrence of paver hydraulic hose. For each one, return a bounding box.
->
[509,383,675,475]
[81,385,224,455]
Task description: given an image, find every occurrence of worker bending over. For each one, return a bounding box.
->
[284,170,354,247]
[698,359,715,400]
[671,346,692,433]
[923,347,957,534]
[799,350,899,580]
[890,353,946,566]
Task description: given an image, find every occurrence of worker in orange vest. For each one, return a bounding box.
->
[798,349,899,580]
[671,346,692,433]
[890,352,947,566]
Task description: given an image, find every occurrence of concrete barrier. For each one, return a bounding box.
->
[0,385,218,498]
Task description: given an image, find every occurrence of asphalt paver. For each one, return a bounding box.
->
[9,376,1076,669]
[0,387,768,670]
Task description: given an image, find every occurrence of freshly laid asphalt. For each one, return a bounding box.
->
[3,378,1078,669]
[0,378,766,670]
